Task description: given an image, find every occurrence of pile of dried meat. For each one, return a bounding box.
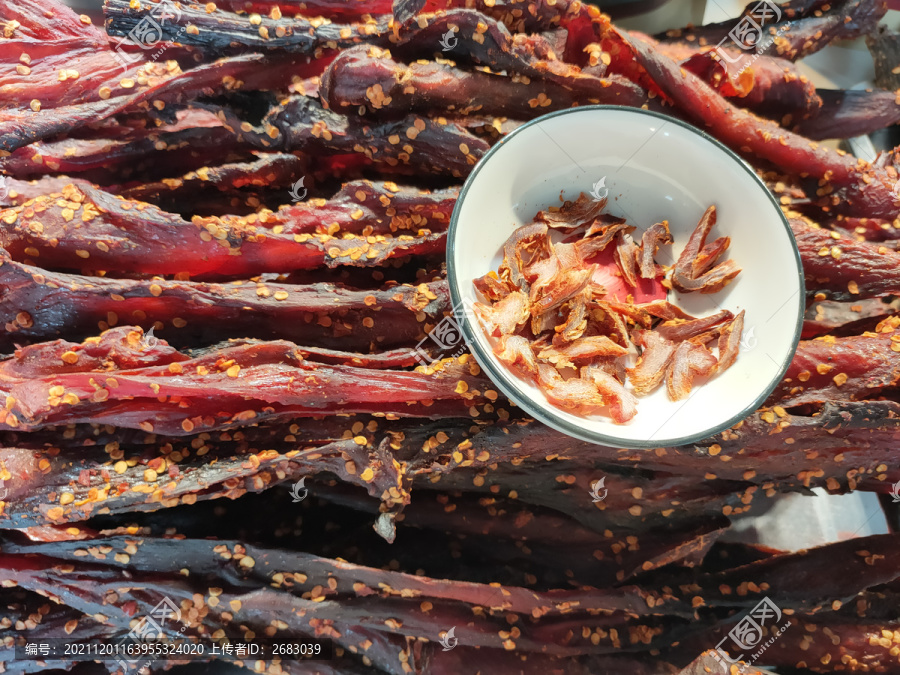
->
[0,0,898,673]
[473,198,744,421]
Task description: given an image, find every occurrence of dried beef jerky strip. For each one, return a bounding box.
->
[0,549,687,667]
[824,213,900,242]
[0,554,362,672]
[200,180,457,238]
[684,533,900,614]
[470,0,603,45]
[768,0,887,62]
[393,0,427,24]
[402,400,900,491]
[637,221,671,279]
[0,49,330,152]
[430,651,681,675]
[0,127,247,181]
[802,297,900,338]
[867,26,900,92]
[0,175,95,207]
[422,459,757,534]
[105,483,610,594]
[792,88,900,141]
[633,36,823,122]
[328,482,606,548]
[282,258,446,289]
[320,46,649,120]
[0,413,452,455]
[291,345,426,368]
[420,400,889,494]
[209,0,393,17]
[714,310,743,374]
[213,0,599,42]
[1,534,690,622]
[653,0,885,62]
[104,0,392,54]
[537,192,609,231]
[655,310,733,342]
[0,97,134,155]
[94,52,332,105]
[0,415,737,536]
[0,590,104,645]
[652,401,900,489]
[676,50,821,121]
[0,250,449,350]
[654,0,826,43]
[627,330,678,395]
[0,327,490,433]
[118,152,306,201]
[0,415,518,533]
[290,479,728,586]
[0,40,328,151]
[0,0,140,108]
[665,341,717,401]
[0,553,224,642]
[0,434,412,530]
[683,619,900,674]
[0,536,632,644]
[0,184,445,278]
[2,417,727,540]
[670,207,740,293]
[791,219,900,300]
[610,30,900,220]
[0,610,119,670]
[766,332,900,407]
[0,415,471,481]
[392,9,652,111]
[129,0,599,98]
[240,95,489,178]
[177,587,690,658]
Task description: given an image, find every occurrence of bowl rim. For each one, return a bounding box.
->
[446,104,806,449]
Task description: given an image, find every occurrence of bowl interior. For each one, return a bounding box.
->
[448,107,804,448]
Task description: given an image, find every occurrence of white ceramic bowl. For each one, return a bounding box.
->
[447,106,804,449]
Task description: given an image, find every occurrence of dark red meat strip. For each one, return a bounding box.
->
[0,326,490,433]
[0,184,445,278]
[320,46,649,119]
[610,29,900,220]
[0,251,449,350]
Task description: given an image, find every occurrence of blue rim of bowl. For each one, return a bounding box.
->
[446,104,806,450]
